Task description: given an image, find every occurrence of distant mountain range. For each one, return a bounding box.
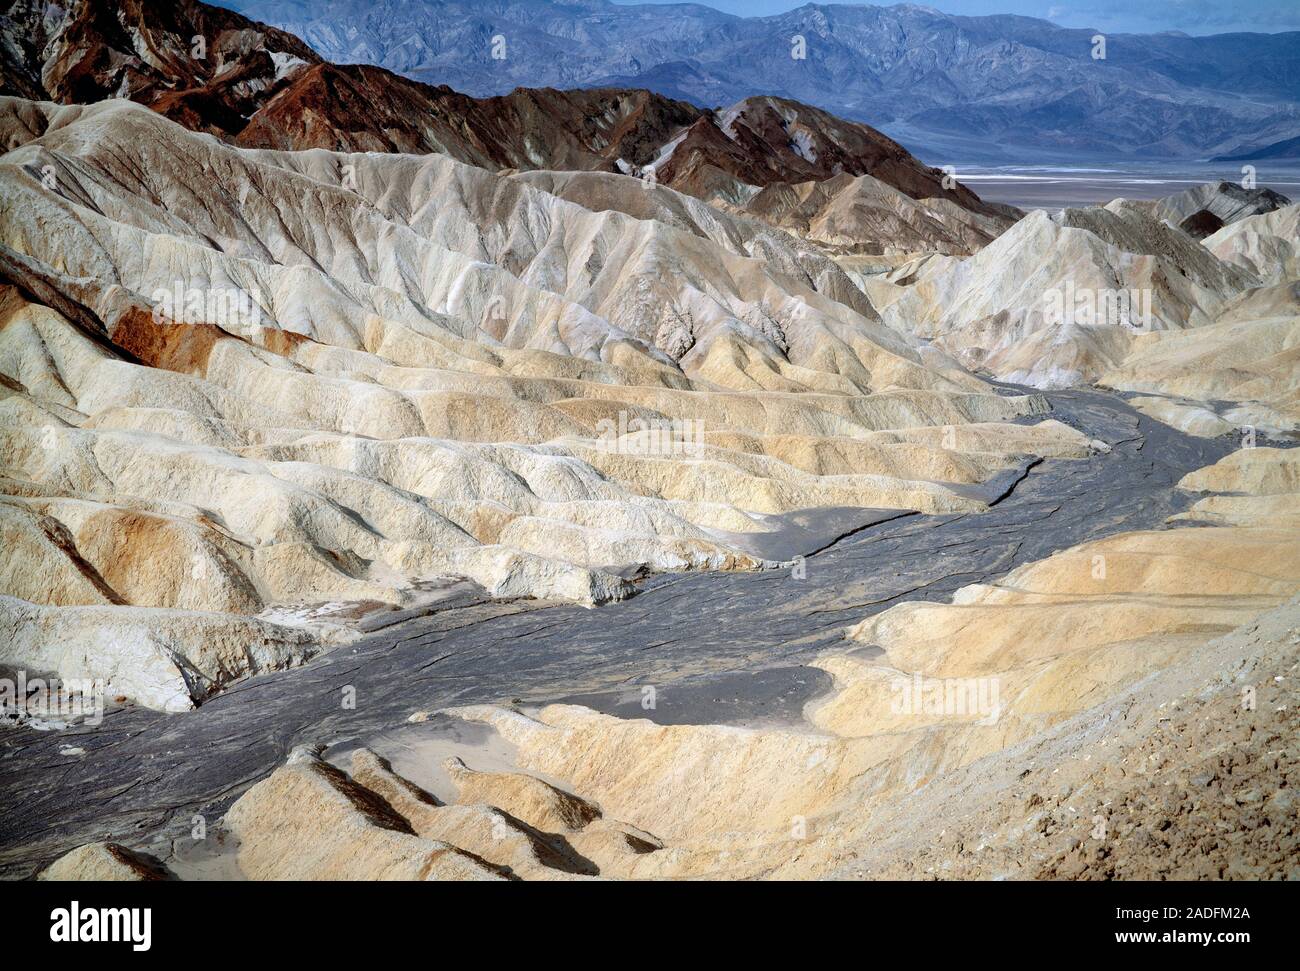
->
[0,0,1016,254]
[216,0,1300,163]
[1213,134,1300,162]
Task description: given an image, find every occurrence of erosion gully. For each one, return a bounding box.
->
[0,386,1240,876]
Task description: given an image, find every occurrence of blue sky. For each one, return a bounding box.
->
[613,1,1300,35]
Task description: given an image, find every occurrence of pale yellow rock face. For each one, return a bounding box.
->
[39,842,169,881]
[348,749,594,880]
[0,98,1079,708]
[1171,493,1300,529]
[1177,446,1300,496]
[441,755,600,832]
[1101,293,1300,437]
[1126,397,1235,438]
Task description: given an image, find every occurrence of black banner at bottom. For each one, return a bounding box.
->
[0,878,1288,959]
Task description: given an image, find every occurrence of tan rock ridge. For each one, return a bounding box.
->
[39,841,171,881]
[878,201,1261,389]
[222,746,509,880]
[738,172,1018,257]
[1176,446,1300,497]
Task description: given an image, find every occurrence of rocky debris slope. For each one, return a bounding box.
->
[0,1,1014,255]
[42,446,1300,879]
[826,449,1300,879]
[830,592,1299,880]
[0,97,1066,710]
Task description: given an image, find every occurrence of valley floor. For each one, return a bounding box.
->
[0,386,1259,878]
[952,163,1300,211]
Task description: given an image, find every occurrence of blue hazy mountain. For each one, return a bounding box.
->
[220,1,1300,162]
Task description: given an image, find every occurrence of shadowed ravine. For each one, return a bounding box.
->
[0,386,1239,876]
